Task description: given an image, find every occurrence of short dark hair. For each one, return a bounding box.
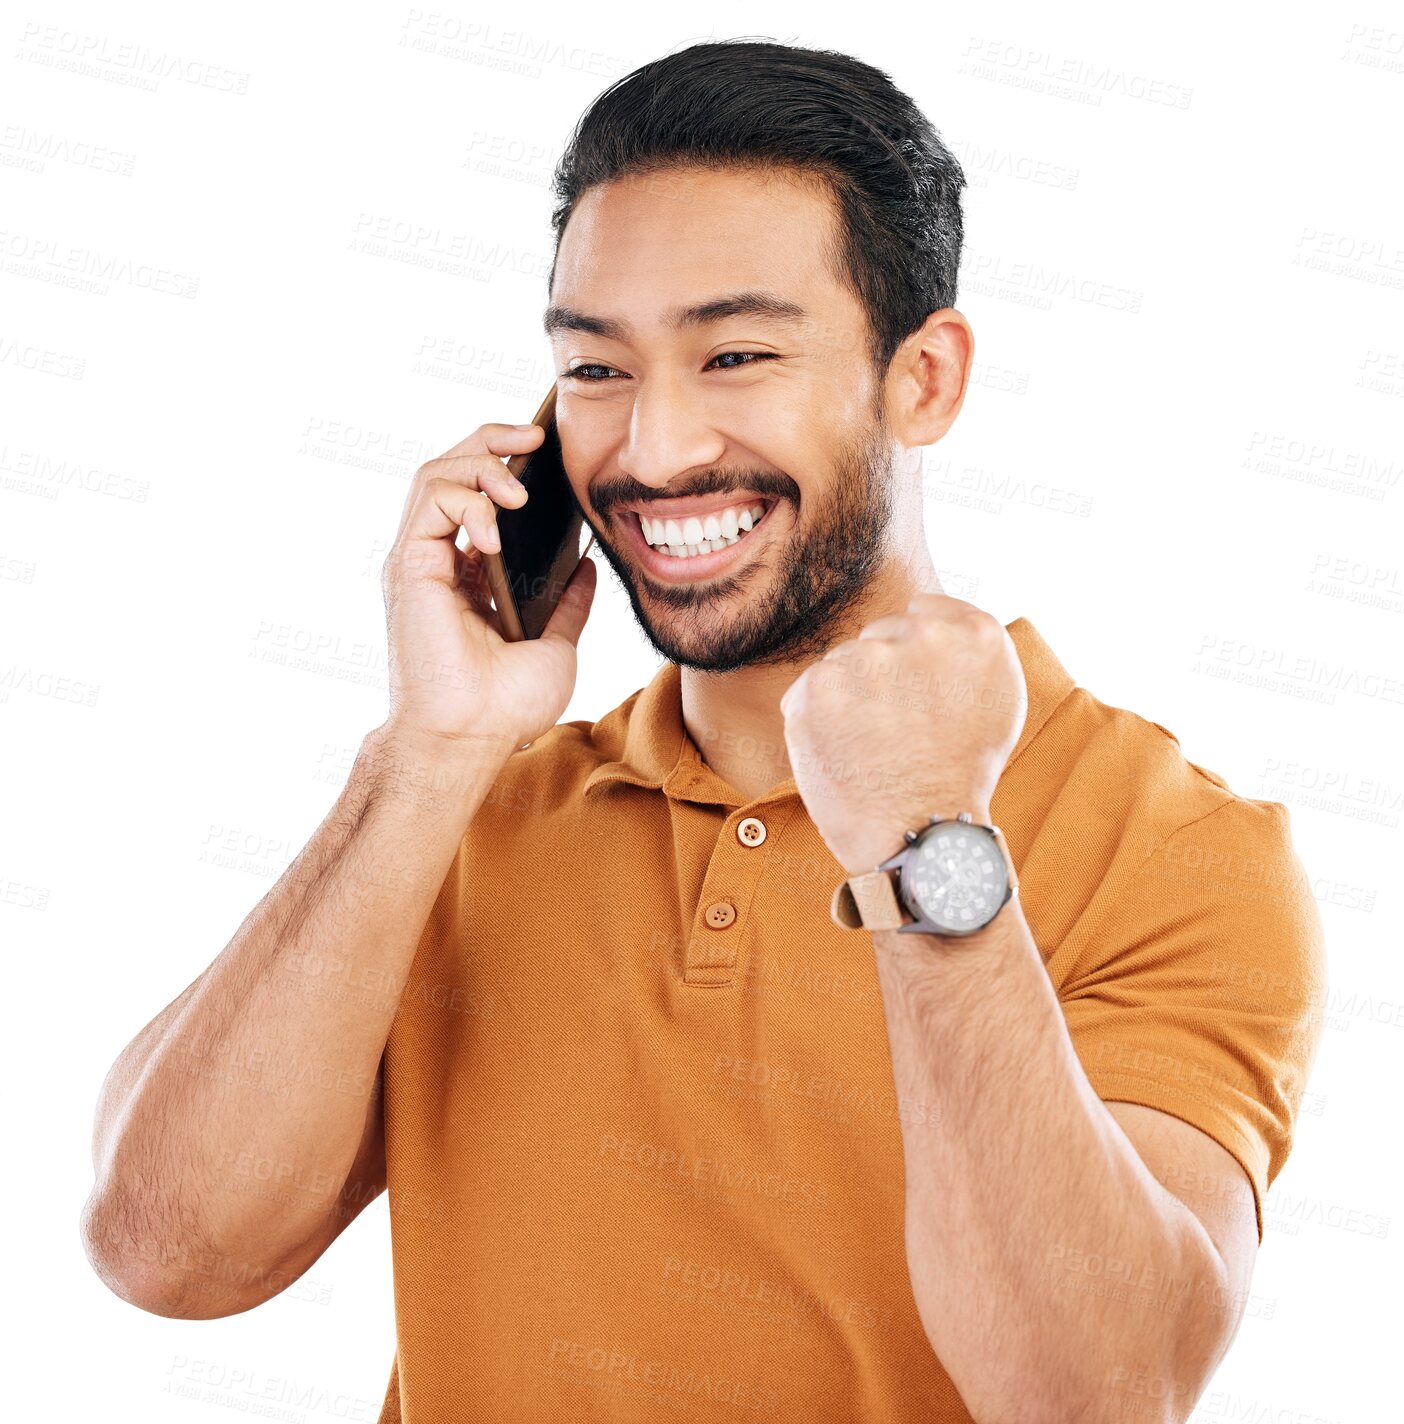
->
[547,38,967,374]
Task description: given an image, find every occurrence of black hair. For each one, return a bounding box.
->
[547,37,967,375]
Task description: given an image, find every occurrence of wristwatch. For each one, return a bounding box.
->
[830,812,1018,936]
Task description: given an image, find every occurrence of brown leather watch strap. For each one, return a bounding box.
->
[831,869,911,930]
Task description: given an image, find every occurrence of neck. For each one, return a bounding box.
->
[681,536,942,803]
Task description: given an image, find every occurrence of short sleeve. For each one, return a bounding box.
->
[1058,799,1328,1243]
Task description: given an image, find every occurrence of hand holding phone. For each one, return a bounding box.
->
[478,386,596,643]
[378,406,597,756]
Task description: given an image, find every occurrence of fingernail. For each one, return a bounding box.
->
[513,423,537,431]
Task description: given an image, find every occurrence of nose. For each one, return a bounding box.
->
[616,376,726,492]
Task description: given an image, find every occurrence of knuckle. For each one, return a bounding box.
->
[426,474,468,503]
[970,610,1002,641]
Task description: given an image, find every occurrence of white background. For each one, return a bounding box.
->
[4,2,1401,1420]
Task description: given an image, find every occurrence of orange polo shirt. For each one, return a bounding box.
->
[376,616,1326,1423]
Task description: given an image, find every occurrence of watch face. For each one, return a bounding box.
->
[903,822,1009,934]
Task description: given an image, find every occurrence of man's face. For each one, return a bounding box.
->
[546,165,898,672]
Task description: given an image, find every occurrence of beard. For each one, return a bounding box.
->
[587,403,896,674]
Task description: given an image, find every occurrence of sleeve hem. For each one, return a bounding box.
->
[1084,1067,1268,1246]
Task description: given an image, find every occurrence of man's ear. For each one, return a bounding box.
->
[885,307,975,448]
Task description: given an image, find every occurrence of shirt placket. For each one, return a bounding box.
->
[679,793,802,987]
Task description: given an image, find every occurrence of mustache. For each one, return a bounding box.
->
[593,476,795,516]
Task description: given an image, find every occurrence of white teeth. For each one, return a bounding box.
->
[640,502,767,546]
[643,501,768,555]
[640,500,770,557]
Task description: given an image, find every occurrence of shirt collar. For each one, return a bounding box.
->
[581,616,1076,809]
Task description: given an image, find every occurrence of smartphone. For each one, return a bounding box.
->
[479,385,595,641]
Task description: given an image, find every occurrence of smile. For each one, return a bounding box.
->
[619,498,779,582]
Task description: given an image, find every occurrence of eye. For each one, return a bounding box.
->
[561,363,626,382]
[561,352,778,382]
[707,351,776,371]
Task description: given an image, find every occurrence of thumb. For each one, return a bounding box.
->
[538,553,597,648]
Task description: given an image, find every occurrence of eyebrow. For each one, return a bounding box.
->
[542,290,810,341]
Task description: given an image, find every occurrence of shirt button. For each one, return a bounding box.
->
[704,901,737,929]
[736,816,767,847]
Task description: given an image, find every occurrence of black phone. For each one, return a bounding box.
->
[483,385,595,641]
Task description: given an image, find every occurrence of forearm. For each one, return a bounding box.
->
[872,898,1225,1424]
[83,722,510,1308]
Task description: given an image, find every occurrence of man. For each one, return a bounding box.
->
[83,38,1325,1424]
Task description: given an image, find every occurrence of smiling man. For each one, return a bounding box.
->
[369,40,1326,1424]
[81,36,1327,1424]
